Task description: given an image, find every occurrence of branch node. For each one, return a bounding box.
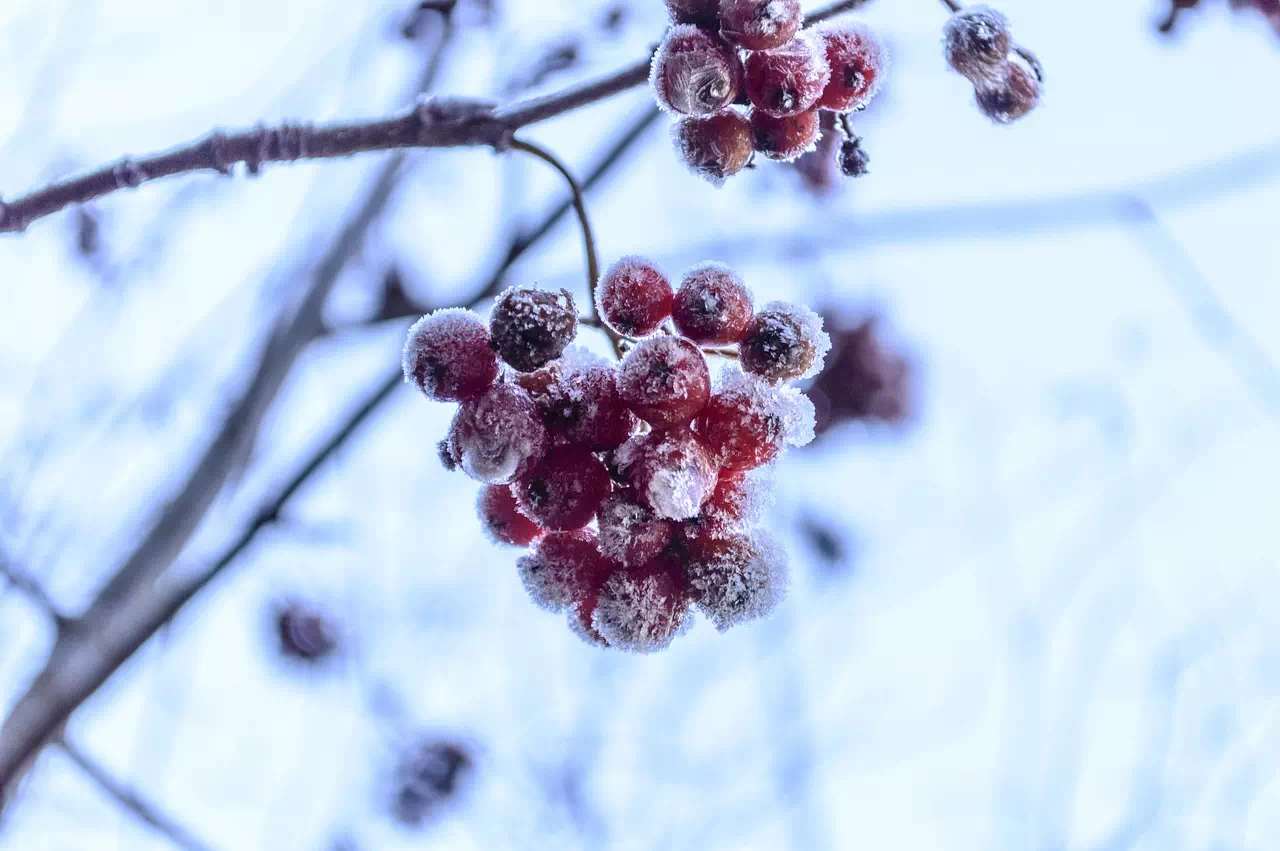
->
[111,159,148,190]
[0,198,22,234]
[414,95,511,151]
[207,132,233,175]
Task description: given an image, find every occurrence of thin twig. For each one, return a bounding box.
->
[939,0,962,12]
[0,554,69,627]
[58,737,215,851]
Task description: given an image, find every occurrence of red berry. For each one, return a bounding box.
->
[617,336,711,428]
[447,381,549,484]
[673,111,755,186]
[517,530,612,613]
[477,484,544,547]
[402,309,499,402]
[719,0,802,51]
[592,558,693,653]
[751,108,821,161]
[975,50,1041,124]
[596,256,674,337]
[744,33,830,117]
[527,362,638,451]
[699,469,770,534]
[740,301,831,382]
[514,445,612,531]
[665,0,720,26]
[612,425,719,520]
[671,262,754,344]
[943,6,1011,83]
[685,530,788,631]
[650,25,744,117]
[695,368,815,471]
[815,23,887,113]
[489,286,578,373]
[597,488,677,568]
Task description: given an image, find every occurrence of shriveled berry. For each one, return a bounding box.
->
[671,262,754,344]
[686,530,788,631]
[673,111,755,186]
[275,600,340,664]
[597,488,677,568]
[447,381,549,484]
[391,740,474,827]
[719,0,803,51]
[815,23,887,113]
[809,312,914,435]
[838,136,870,177]
[751,108,821,162]
[612,425,719,520]
[665,0,720,26]
[592,558,693,653]
[975,50,1041,124]
[618,336,712,428]
[943,6,1011,83]
[477,484,544,546]
[489,286,578,372]
[402,308,498,402]
[516,529,611,612]
[596,256,674,337]
[740,301,832,382]
[515,445,611,531]
[744,32,830,117]
[650,25,745,117]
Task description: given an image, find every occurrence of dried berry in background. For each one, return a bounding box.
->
[942,6,1011,83]
[273,600,340,665]
[975,49,1042,124]
[806,312,915,436]
[391,740,474,828]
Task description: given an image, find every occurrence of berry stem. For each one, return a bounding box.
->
[939,0,962,11]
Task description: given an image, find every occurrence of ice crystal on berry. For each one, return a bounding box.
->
[744,32,830,118]
[403,308,499,402]
[651,25,745,117]
[489,286,578,373]
[447,380,548,484]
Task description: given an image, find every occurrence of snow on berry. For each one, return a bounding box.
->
[591,559,693,653]
[740,300,831,382]
[665,0,721,26]
[975,50,1042,124]
[617,336,712,428]
[815,23,888,113]
[720,0,803,52]
[650,25,744,117]
[695,367,814,472]
[596,256,674,337]
[612,425,719,521]
[744,32,830,118]
[447,380,549,484]
[489,286,578,373]
[943,6,1011,83]
[686,529,788,631]
[514,445,612,531]
[671,262,754,344]
[597,487,678,568]
[477,484,544,546]
[673,111,755,186]
[568,593,610,647]
[402,308,499,402]
[751,108,822,162]
[516,530,611,613]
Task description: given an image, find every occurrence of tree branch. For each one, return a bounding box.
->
[0,554,68,627]
[0,0,872,235]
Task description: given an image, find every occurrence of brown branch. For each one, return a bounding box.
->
[0,0,872,235]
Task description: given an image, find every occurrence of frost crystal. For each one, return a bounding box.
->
[489,286,578,373]
[688,531,789,631]
[592,569,692,654]
[650,24,743,117]
[516,531,605,613]
[401,308,498,402]
[448,381,548,484]
[715,366,816,448]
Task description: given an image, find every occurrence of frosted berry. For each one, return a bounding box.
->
[477,484,544,546]
[665,0,720,26]
[596,256,674,337]
[673,111,755,186]
[489,286,578,372]
[612,425,719,520]
[686,530,788,631]
[447,381,549,484]
[403,309,498,402]
[719,0,803,51]
[514,445,612,531]
[516,529,611,613]
[740,301,832,382]
[437,437,461,472]
[943,6,1011,83]
[568,592,610,647]
[696,382,783,472]
[531,363,636,451]
[671,262,754,344]
[597,488,677,568]
[751,108,821,162]
[816,23,887,113]
[617,336,711,428]
[650,25,744,117]
[592,558,692,653]
[744,33,830,117]
[975,50,1041,124]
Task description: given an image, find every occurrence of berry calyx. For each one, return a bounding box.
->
[596,256,674,337]
[815,23,887,113]
[477,484,544,546]
[751,108,822,162]
[671,262,754,344]
[489,286,578,373]
[744,33,830,117]
[612,425,719,520]
[514,445,612,531]
[617,336,712,428]
[517,530,612,613]
[673,111,755,185]
[719,0,803,52]
[739,301,832,382]
[651,25,745,117]
[447,380,549,484]
[402,309,499,402]
[943,6,1011,83]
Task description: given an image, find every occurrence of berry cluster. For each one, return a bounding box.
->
[652,0,887,184]
[403,258,831,653]
[942,6,1043,124]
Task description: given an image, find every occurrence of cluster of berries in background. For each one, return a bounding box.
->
[403,257,830,653]
[1159,0,1280,33]
[652,0,885,184]
[942,6,1043,124]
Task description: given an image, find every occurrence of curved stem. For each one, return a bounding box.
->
[939,0,962,11]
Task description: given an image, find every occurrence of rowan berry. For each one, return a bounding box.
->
[617,336,712,428]
[447,380,548,484]
[651,25,745,117]
[673,111,755,185]
[477,484,544,546]
[719,0,803,52]
[671,262,754,344]
[751,108,821,161]
[740,301,831,382]
[815,23,887,113]
[744,33,830,117]
[514,445,612,531]
[489,286,578,373]
[402,308,498,402]
[596,256,674,337]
